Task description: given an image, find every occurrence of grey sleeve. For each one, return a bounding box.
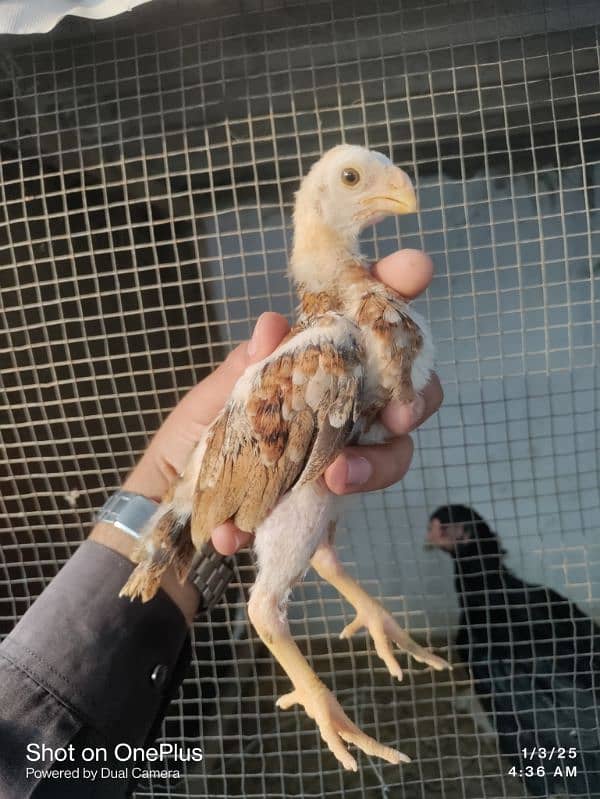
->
[0,540,192,799]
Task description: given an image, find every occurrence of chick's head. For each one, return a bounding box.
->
[294,144,417,241]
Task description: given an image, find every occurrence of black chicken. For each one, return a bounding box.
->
[427,504,600,797]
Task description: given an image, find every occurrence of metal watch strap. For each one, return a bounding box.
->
[188,541,235,612]
[96,490,234,612]
[96,490,158,539]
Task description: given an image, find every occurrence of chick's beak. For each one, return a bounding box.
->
[364,168,418,217]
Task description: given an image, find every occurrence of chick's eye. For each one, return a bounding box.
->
[341,167,360,186]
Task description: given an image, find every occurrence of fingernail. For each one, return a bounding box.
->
[345,456,373,486]
[247,326,259,358]
[247,314,267,359]
[410,395,426,428]
[234,532,245,550]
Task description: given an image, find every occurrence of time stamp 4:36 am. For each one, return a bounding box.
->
[508,747,579,779]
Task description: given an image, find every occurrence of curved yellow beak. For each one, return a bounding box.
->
[361,166,418,218]
[365,184,418,216]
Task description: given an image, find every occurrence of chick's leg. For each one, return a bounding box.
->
[250,483,408,771]
[248,587,407,771]
[310,541,449,681]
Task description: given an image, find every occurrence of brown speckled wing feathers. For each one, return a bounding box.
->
[190,323,363,544]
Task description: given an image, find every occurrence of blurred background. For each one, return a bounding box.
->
[1,0,599,797]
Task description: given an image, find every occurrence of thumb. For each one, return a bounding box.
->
[123,313,291,499]
[172,312,290,428]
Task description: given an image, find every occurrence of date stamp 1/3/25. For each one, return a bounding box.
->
[508,747,579,780]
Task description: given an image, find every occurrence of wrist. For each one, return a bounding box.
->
[122,454,172,501]
[90,522,200,626]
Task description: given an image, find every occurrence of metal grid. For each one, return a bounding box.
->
[1,0,599,796]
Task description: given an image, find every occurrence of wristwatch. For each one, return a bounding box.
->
[96,490,234,613]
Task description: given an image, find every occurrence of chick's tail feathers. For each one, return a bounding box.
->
[119,502,195,603]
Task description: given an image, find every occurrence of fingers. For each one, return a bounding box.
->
[219,426,419,548]
[211,521,253,556]
[380,373,444,436]
[127,249,436,519]
[324,436,414,496]
[371,248,434,299]
[145,249,430,443]
[214,375,441,550]
[323,248,440,499]
[323,373,442,497]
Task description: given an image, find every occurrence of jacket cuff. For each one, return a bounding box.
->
[2,539,190,746]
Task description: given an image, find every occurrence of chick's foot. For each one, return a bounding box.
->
[340,598,450,680]
[276,679,409,771]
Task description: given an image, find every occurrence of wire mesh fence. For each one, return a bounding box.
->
[1,0,599,796]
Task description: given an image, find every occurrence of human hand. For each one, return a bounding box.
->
[122,249,443,556]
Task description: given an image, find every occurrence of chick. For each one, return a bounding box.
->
[121,145,448,770]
